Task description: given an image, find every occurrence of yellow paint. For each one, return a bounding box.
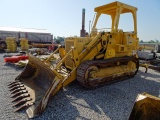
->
[59,47,66,58]
[90,61,136,78]
[41,1,139,97]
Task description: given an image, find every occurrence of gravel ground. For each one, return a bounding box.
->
[0,53,160,120]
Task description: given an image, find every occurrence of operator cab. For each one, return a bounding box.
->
[91,1,137,37]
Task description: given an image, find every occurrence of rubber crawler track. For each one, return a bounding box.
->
[77,56,139,88]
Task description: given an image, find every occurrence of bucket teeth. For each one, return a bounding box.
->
[12,93,30,102]
[13,98,32,107]
[8,82,21,87]
[14,102,34,112]
[8,82,33,112]
[8,81,17,86]
[11,87,26,94]
[11,90,28,98]
[8,83,23,88]
[9,84,24,91]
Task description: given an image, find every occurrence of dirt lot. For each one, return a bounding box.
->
[0,53,160,120]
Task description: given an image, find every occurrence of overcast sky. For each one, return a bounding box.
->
[0,0,160,41]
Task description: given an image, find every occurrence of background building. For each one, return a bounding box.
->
[0,27,53,44]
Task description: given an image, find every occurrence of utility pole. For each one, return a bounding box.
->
[89,20,91,36]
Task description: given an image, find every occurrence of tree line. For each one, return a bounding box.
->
[140,40,159,43]
[54,36,65,44]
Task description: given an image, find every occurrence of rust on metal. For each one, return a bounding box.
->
[77,56,139,88]
[8,54,57,118]
[11,93,30,102]
[11,90,28,98]
[9,84,24,91]
[129,93,160,120]
[14,103,34,112]
[8,82,22,87]
[13,98,32,107]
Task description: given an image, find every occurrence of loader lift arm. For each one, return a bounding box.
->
[8,32,105,118]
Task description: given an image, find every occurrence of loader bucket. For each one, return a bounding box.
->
[129,93,160,120]
[8,54,61,118]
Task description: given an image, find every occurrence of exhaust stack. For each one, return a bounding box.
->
[80,8,86,37]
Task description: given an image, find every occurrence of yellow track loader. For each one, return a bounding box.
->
[8,1,139,118]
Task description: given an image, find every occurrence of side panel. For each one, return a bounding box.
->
[104,32,137,59]
[65,37,91,70]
